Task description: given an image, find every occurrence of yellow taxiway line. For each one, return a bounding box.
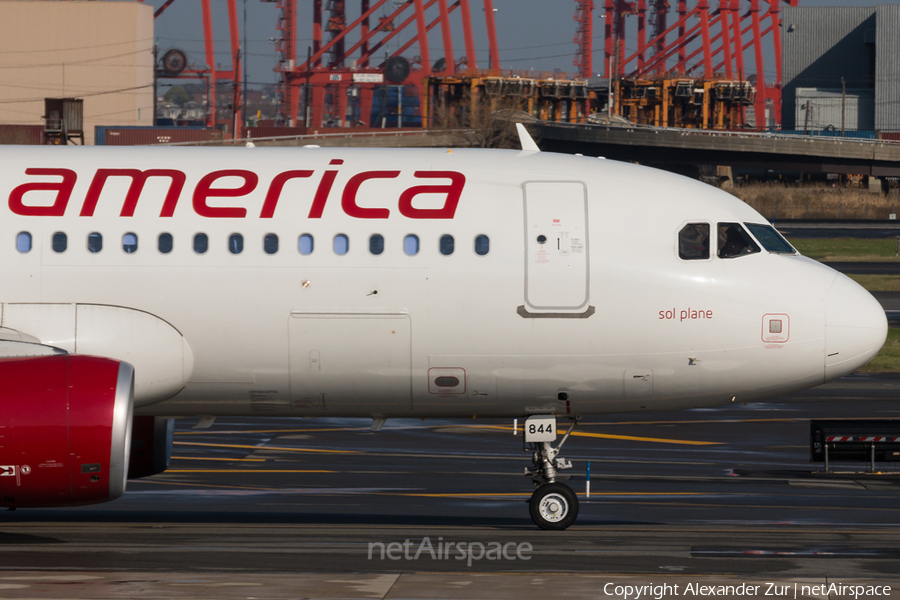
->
[475,425,719,445]
[398,491,704,498]
[172,441,356,454]
[170,456,265,462]
[566,430,719,445]
[166,469,335,474]
[175,424,718,445]
[176,427,372,435]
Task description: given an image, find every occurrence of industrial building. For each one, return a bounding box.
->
[782,5,900,136]
[0,1,154,145]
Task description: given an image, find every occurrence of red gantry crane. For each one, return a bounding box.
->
[147,0,501,133]
[269,0,501,128]
[594,0,798,128]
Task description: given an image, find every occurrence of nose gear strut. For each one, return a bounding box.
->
[523,417,579,529]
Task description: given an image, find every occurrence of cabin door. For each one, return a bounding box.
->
[289,310,412,415]
[522,181,590,314]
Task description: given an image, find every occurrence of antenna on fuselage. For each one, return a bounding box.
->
[516,123,540,152]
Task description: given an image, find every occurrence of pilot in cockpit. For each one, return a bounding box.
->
[717,223,759,259]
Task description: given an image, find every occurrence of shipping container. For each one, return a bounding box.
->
[370,86,422,128]
[245,126,424,139]
[247,126,309,138]
[0,124,43,145]
[95,126,215,146]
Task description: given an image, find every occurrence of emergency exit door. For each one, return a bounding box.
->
[523,181,590,313]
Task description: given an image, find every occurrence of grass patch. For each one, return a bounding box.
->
[847,275,900,292]
[787,237,900,262]
[859,328,900,373]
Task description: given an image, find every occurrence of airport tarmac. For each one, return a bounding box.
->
[2,376,900,598]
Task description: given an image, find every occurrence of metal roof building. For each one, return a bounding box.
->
[782,5,900,134]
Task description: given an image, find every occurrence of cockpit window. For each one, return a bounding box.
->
[678,223,710,260]
[717,223,760,259]
[744,223,796,254]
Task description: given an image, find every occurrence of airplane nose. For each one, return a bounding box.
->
[825,274,888,381]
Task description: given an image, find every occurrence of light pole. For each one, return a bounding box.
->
[269,37,278,123]
[483,7,498,72]
[243,0,248,127]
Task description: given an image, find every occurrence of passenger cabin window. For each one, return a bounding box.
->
[440,234,454,256]
[678,223,710,260]
[334,234,349,255]
[122,232,138,254]
[264,233,278,255]
[16,232,31,253]
[744,223,796,254]
[474,234,490,256]
[193,233,209,255]
[229,233,243,255]
[158,233,173,254]
[717,223,760,259]
[87,232,103,253]
[52,232,67,253]
[369,234,384,255]
[404,234,419,256]
[298,234,314,255]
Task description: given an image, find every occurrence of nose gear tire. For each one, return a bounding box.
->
[529,482,578,530]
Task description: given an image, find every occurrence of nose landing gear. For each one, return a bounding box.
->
[523,416,579,530]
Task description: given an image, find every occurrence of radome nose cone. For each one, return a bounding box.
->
[825,274,888,380]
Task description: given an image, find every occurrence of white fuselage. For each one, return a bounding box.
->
[0,146,887,419]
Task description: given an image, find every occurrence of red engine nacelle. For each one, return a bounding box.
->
[0,355,134,508]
